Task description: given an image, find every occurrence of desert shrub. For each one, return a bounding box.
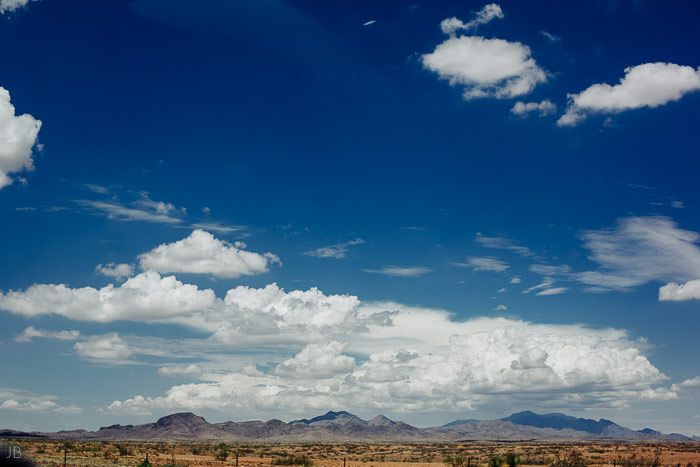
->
[550,451,588,467]
[117,444,133,456]
[215,447,229,461]
[614,453,661,467]
[445,456,476,467]
[521,456,549,466]
[488,456,504,467]
[138,457,153,467]
[504,453,520,467]
[272,454,313,467]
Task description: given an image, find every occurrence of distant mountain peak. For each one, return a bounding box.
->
[155,412,208,427]
[368,414,396,427]
[443,418,480,427]
[501,411,622,435]
[2,410,690,442]
[291,411,366,425]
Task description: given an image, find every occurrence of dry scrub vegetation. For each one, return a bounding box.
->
[6,439,700,467]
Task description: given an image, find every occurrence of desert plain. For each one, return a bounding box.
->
[4,439,700,467]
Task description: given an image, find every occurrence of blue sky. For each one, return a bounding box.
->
[1,0,700,435]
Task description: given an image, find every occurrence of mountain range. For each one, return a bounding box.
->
[2,410,695,442]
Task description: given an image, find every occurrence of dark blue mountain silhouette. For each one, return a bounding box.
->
[500,411,619,434]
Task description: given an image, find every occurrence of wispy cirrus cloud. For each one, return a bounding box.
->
[576,216,700,291]
[303,238,364,259]
[76,188,245,234]
[190,222,246,234]
[14,326,80,342]
[536,287,568,296]
[363,266,431,277]
[456,256,510,272]
[538,30,560,42]
[439,3,503,35]
[77,198,184,224]
[510,216,700,298]
[522,276,555,294]
[530,264,572,276]
[476,233,533,256]
[83,183,110,194]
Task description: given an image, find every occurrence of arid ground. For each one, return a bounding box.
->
[5,440,700,467]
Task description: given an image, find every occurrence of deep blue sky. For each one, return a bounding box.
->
[1,0,699,434]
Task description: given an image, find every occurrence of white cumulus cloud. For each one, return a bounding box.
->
[0,87,42,188]
[74,334,133,361]
[0,271,219,323]
[559,62,700,127]
[422,36,547,100]
[0,399,57,411]
[274,341,355,379]
[107,311,674,416]
[1,262,678,416]
[139,229,280,278]
[659,279,700,301]
[210,283,385,344]
[511,99,557,117]
[0,0,35,14]
[671,376,700,391]
[95,263,135,281]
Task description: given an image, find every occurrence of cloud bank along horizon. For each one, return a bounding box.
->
[0,225,696,420]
